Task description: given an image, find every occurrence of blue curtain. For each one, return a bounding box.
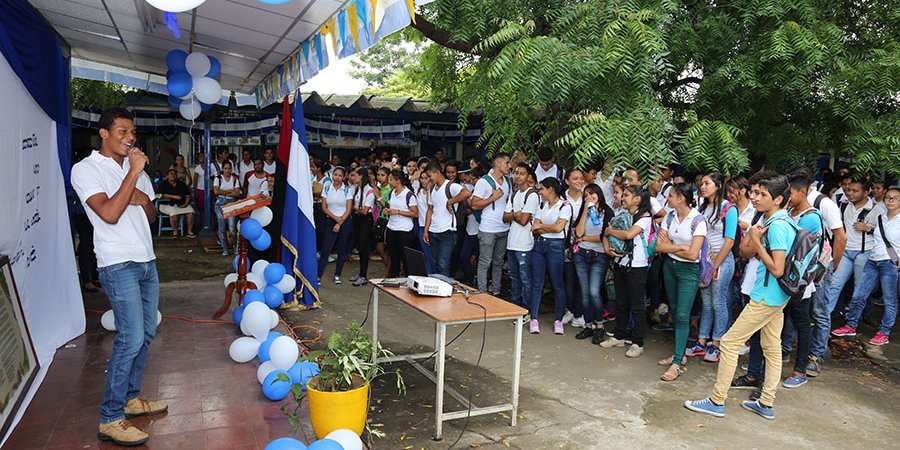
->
[0,0,72,193]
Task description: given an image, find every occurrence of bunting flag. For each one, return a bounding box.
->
[337,9,349,57]
[374,0,411,41]
[407,0,416,24]
[347,2,360,52]
[324,17,339,56]
[313,33,327,70]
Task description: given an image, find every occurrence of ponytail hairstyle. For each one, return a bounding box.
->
[354,166,371,206]
[389,169,414,193]
[670,182,694,208]
[376,166,391,187]
[624,184,651,221]
[700,172,726,227]
[540,177,564,198]
[725,176,750,200]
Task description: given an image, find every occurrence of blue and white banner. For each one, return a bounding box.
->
[280,99,320,308]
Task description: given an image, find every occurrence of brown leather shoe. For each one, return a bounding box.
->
[124,396,168,418]
[98,419,149,446]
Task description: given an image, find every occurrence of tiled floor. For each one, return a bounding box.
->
[5,289,312,449]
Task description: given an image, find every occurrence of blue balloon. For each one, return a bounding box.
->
[232,305,245,326]
[307,439,343,450]
[167,94,181,108]
[251,231,272,251]
[264,285,283,308]
[201,102,212,112]
[166,49,188,72]
[166,72,192,97]
[262,370,291,401]
[258,337,274,363]
[264,437,307,450]
[267,331,283,340]
[264,263,287,285]
[287,361,320,390]
[241,218,263,241]
[206,56,221,78]
[243,289,265,305]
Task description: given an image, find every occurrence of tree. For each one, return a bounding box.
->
[71,78,130,111]
[350,28,427,91]
[406,0,900,181]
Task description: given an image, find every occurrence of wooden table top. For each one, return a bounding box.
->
[370,280,527,323]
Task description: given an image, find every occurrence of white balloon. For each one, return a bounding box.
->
[193,76,221,104]
[179,97,201,120]
[269,336,299,370]
[256,361,277,385]
[224,273,238,287]
[101,310,116,331]
[269,309,280,329]
[275,274,296,295]
[246,272,266,290]
[250,206,273,227]
[185,52,211,77]
[229,336,261,363]
[251,260,270,278]
[145,0,206,13]
[179,92,194,100]
[325,429,364,450]
[241,302,271,341]
[157,310,163,326]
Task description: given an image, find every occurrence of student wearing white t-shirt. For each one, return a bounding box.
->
[349,168,377,286]
[383,170,420,278]
[654,183,708,382]
[458,173,480,285]
[472,153,512,296]
[317,167,355,284]
[534,148,564,182]
[572,184,615,343]
[562,169,586,328]
[423,161,471,277]
[262,148,277,175]
[414,171,436,275]
[601,185,654,358]
[238,149,254,181]
[504,163,540,323]
[531,177,572,335]
[213,161,242,255]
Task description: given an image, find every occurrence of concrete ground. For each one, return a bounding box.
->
[153,246,900,449]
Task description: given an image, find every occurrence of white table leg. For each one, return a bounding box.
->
[434,322,447,441]
[511,315,522,427]
[371,288,379,362]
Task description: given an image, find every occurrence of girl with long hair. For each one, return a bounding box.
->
[563,169,586,328]
[383,169,419,277]
[655,183,708,381]
[373,166,392,276]
[531,177,573,335]
[572,183,614,344]
[212,161,241,255]
[317,167,354,284]
[415,171,436,274]
[349,167,376,286]
[601,185,652,358]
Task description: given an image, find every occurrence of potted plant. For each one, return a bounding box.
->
[279,321,404,439]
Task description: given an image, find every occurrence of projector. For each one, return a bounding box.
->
[407,276,453,297]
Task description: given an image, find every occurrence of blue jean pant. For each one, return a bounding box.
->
[99,260,159,423]
[214,198,237,251]
[508,250,533,315]
[430,230,457,277]
[699,255,735,341]
[532,238,566,321]
[416,227,436,275]
[811,251,869,359]
[458,233,479,284]
[846,259,899,335]
[318,216,354,278]
[573,250,609,324]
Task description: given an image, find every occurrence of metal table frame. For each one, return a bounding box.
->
[370,287,523,441]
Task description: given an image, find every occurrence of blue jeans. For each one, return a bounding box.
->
[573,250,609,324]
[699,255,735,341]
[429,230,457,277]
[459,233,479,284]
[416,228,436,275]
[508,250,533,315]
[532,237,566,321]
[214,197,237,251]
[846,259,899,335]
[318,216,354,278]
[99,260,159,423]
[811,251,870,359]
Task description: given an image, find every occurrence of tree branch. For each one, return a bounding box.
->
[410,13,478,54]
[657,76,703,91]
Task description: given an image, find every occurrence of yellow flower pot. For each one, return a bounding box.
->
[306,374,369,439]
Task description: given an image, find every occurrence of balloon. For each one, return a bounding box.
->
[325,429,363,450]
[240,218,263,241]
[233,255,251,272]
[251,231,272,251]
[270,309,281,328]
[157,310,163,326]
[246,272,266,290]
[185,52,211,77]
[258,337,274,363]
[258,0,292,6]
[232,304,245,326]
[243,289,265,305]
[206,56,221,78]
[201,102,212,112]
[167,94,182,108]
[287,361,320,390]
[101,310,116,331]
[252,260,270,278]
[179,97,201,120]
[275,274,297,295]
[224,273,238,287]
[264,263,287,285]
[193,76,221,104]
[147,0,206,13]
[269,336,299,370]
[241,302,272,340]
[262,370,291,401]
[165,49,188,72]
[166,72,192,97]
[264,285,283,308]
[264,437,307,450]
[257,361,276,385]
[267,331,283,340]
[229,336,261,363]
[307,439,343,450]
[250,206,273,227]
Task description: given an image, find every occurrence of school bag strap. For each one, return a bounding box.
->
[878,215,900,264]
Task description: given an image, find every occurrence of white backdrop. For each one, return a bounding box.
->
[0,49,85,445]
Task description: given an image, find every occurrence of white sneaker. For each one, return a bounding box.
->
[333,276,341,285]
[571,316,586,328]
[738,345,750,356]
[561,310,574,324]
[625,344,644,358]
[600,337,626,348]
[658,303,669,316]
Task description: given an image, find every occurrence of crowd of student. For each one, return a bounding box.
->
[312,148,899,421]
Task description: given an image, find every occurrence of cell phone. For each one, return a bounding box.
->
[391,157,398,165]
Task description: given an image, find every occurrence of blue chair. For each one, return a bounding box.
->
[156,200,185,236]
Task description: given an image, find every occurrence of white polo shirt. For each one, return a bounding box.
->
[871,211,900,262]
[387,187,417,232]
[505,188,540,252]
[662,209,707,262]
[324,183,353,217]
[808,188,843,237]
[535,163,563,182]
[264,160,276,175]
[472,171,511,233]
[238,160,254,180]
[429,180,463,233]
[71,150,155,268]
[535,198,572,239]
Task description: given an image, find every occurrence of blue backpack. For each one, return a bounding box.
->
[764,211,826,302]
[473,174,510,223]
